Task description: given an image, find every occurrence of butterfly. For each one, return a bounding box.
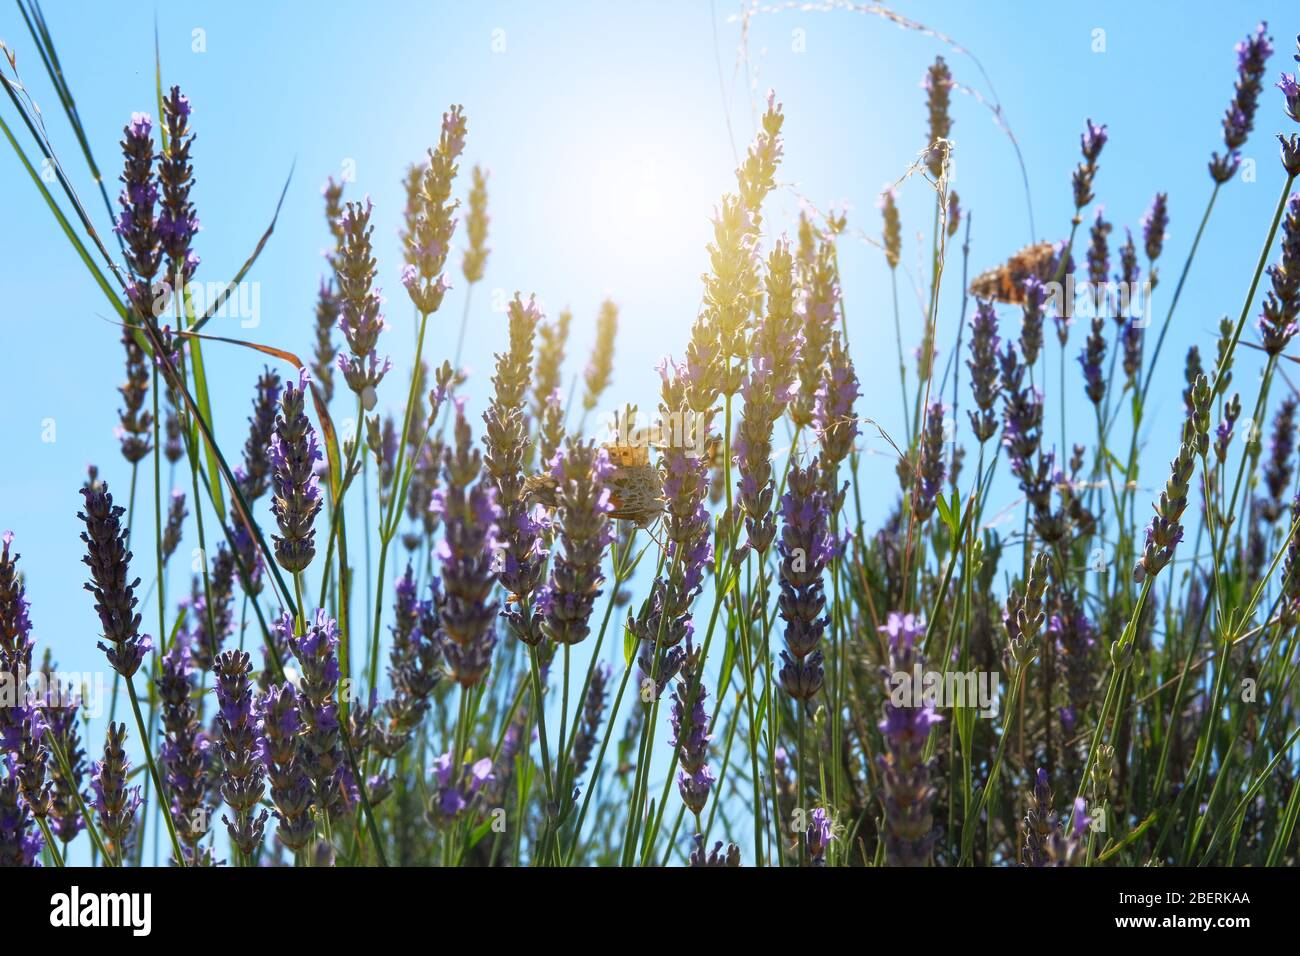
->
[968,240,1058,305]
[603,439,667,528]
[522,406,667,529]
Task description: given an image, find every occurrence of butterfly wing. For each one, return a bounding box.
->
[969,241,1057,305]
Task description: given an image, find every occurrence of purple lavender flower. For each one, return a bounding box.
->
[1281,133,1300,177]
[1019,276,1047,366]
[1282,494,1300,622]
[1258,194,1300,356]
[376,567,443,757]
[966,300,1001,443]
[806,806,834,866]
[214,650,269,858]
[1260,395,1298,522]
[90,723,140,863]
[669,649,714,817]
[1117,227,1141,322]
[877,611,941,866]
[485,294,547,645]
[11,708,51,826]
[999,344,1043,478]
[912,403,947,523]
[258,682,315,852]
[689,835,741,867]
[630,361,714,684]
[1211,24,1274,182]
[158,86,200,287]
[1142,192,1170,264]
[1022,767,1089,866]
[269,368,323,574]
[333,200,393,403]
[572,663,610,780]
[160,489,187,564]
[792,242,839,428]
[814,332,861,500]
[1072,120,1107,210]
[164,403,184,464]
[116,326,153,465]
[157,634,211,860]
[1215,392,1243,463]
[1050,593,1096,737]
[738,240,801,553]
[236,368,282,503]
[541,440,614,647]
[189,544,235,672]
[0,532,35,753]
[777,460,833,700]
[429,752,493,822]
[78,484,152,679]
[312,278,339,403]
[0,764,42,866]
[1022,767,1056,866]
[1283,71,1300,124]
[282,609,344,819]
[432,401,500,687]
[1087,207,1112,288]
[40,677,87,845]
[1079,317,1107,406]
[114,111,162,315]
[228,515,264,599]
[1120,318,1143,387]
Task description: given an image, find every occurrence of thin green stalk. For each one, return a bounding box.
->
[125,676,185,866]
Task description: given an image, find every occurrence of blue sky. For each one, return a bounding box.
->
[2,1,1298,861]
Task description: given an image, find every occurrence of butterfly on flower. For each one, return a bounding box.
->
[968,240,1059,305]
[523,405,666,529]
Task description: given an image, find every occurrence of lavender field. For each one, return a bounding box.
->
[2,0,1300,880]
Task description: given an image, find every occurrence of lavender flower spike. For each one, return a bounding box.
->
[1258,194,1300,356]
[1072,119,1107,212]
[433,399,501,687]
[1211,23,1273,182]
[78,483,152,678]
[966,300,1001,443]
[333,199,393,404]
[877,611,941,866]
[572,662,611,779]
[806,806,834,866]
[282,609,345,820]
[214,650,269,858]
[1135,375,1210,582]
[0,767,41,866]
[0,531,35,751]
[157,633,212,860]
[670,647,715,817]
[259,682,315,852]
[269,368,323,574]
[236,367,283,503]
[403,105,468,315]
[91,722,142,863]
[541,440,614,647]
[912,402,947,522]
[777,460,833,700]
[159,86,200,287]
